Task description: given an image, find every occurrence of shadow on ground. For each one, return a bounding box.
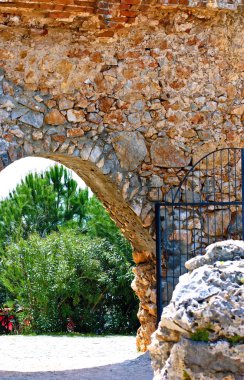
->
[0,352,153,380]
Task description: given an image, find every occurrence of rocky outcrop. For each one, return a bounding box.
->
[149,240,244,380]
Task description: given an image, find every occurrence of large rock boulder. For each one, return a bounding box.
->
[149,240,244,380]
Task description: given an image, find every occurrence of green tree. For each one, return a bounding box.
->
[0,165,89,252]
[85,196,132,255]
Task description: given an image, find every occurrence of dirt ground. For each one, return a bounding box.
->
[0,335,153,380]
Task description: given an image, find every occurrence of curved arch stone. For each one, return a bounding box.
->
[41,153,154,253]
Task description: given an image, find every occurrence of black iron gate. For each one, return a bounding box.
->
[155,148,244,322]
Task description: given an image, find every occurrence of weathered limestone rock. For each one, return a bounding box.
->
[44,109,66,125]
[67,109,86,123]
[20,111,44,129]
[133,251,152,265]
[67,128,84,138]
[192,143,229,167]
[0,139,9,153]
[111,132,147,171]
[151,139,191,168]
[157,339,244,380]
[149,240,244,380]
[186,240,244,271]
[58,98,74,111]
[11,106,29,120]
[203,210,232,236]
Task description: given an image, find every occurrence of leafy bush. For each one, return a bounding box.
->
[0,228,139,334]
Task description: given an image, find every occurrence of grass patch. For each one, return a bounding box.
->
[190,328,243,345]
[183,370,191,380]
[190,328,209,342]
[227,335,244,345]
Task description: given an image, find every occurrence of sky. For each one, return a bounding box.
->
[0,157,87,200]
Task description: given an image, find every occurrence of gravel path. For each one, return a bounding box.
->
[0,336,153,380]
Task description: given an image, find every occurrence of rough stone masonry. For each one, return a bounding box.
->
[0,0,243,350]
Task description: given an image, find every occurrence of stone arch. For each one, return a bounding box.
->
[0,69,157,350]
[0,4,243,350]
[0,149,156,349]
[1,155,157,347]
[37,153,155,254]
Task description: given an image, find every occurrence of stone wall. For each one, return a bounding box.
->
[149,240,244,379]
[0,3,243,349]
[0,1,242,30]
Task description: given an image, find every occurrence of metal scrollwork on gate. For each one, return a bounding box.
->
[155,148,244,322]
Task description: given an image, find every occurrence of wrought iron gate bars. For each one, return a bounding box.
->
[155,148,244,324]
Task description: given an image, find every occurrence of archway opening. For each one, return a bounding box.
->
[0,155,156,374]
[0,136,157,352]
[0,156,142,337]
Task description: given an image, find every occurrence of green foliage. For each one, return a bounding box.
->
[227,335,244,345]
[190,327,243,345]
[0,227,138,334]
[0,165,89,252]
[85,196,127,246]
[0,164,139,335]
[190,328,210,342]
